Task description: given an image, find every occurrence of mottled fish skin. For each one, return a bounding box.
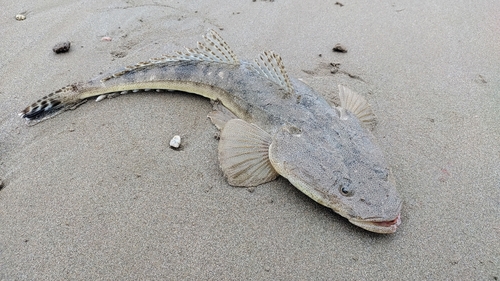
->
[20,30,402,234]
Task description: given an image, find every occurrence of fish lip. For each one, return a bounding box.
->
[349,213,401,234]
[348,199,403,233]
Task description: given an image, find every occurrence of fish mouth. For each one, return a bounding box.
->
[349,213,401,234]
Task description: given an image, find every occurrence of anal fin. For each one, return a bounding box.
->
[218,119,278,187]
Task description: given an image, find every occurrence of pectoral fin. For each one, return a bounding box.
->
[218,119,278,187]
[338,85,376,127]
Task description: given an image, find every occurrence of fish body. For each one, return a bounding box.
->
[20,30,402,233]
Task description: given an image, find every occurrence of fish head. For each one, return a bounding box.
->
[268,121,402,234]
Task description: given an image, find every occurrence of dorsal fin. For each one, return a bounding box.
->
[249,51,294,96]
[101,30,239,82]
[171,29,239,64]
[198,30,239,63]
[338,85,376,127]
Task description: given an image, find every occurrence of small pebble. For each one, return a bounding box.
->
[15,14,26,21]
[53,41,71,54]
[96,95,106,102]
[333,43,348,53]
[169,135,182,149]
[101,36,112,41]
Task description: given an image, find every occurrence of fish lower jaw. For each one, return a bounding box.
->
[349,213,401,234]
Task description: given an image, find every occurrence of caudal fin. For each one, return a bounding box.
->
[19,84,85,125]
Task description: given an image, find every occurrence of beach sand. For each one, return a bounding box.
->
[1,0,498,279]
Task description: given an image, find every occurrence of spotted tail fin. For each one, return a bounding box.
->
[19,83,86,125]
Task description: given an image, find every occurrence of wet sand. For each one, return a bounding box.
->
[1,0,498,279]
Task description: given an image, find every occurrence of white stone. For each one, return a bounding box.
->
[169,135,181,148]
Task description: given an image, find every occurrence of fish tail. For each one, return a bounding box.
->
[19,83,86,125]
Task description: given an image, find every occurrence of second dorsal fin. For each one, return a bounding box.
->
[176,29,239,64]
[101,30,239,82]
[249,51,294,96]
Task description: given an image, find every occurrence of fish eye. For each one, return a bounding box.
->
[339,184,354,197]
